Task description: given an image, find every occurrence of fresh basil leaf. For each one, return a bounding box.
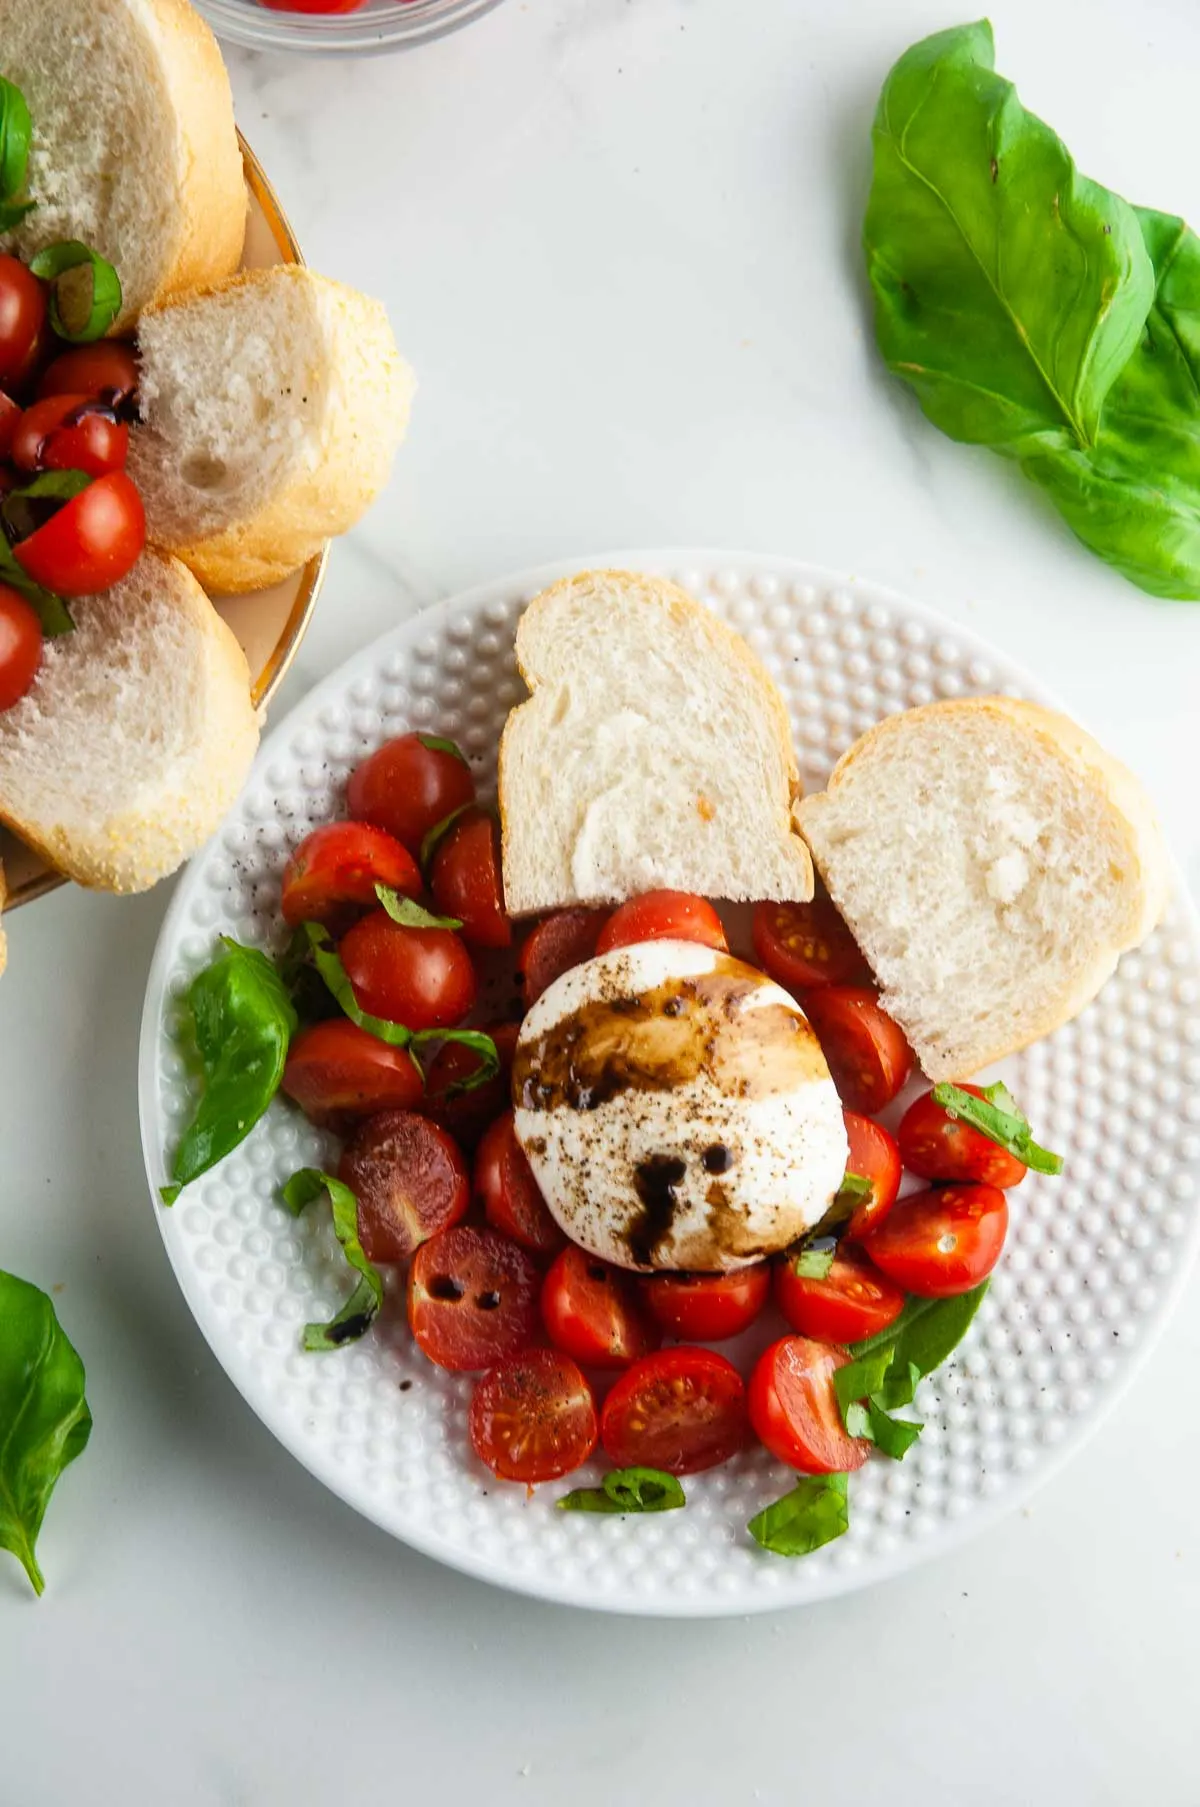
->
[558,1467,686,1514]
[866,1400,923,1459]
[747,1472,849,1558]
[806,1171,874,1239]
[865,22,1153,457]
[877,1359,922,1412]
[410,1028,500,1095]
[281,1169,383,1351]
[931,1080,1063,1175]
[833,1348,895,1417]
[161,937,298,1203]
[0,533,73,636]
[419,802,473,873]
[0,77,33,210]
[849,1284,990,1413]
[303,922,414,1048]
[793,1246,835,1280]
[844,1401,872,1441]
[415,733,468,763]
[374,883,461,931]
[0,1271,92,1596]
[29,240,122,341]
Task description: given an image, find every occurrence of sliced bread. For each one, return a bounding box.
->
[796,697,1169,1080]
[0,552,259,892]
[129,266,414,593]
[498,570,814,915]
[0,0,246,328]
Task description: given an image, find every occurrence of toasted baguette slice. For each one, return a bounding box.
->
[129,267,414,593]
[0,0,245,327]
[499,571,814,915]
[0,553,258,892]
[797,697,1169,1080]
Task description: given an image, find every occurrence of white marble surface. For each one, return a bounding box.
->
[4,1,1200,1800]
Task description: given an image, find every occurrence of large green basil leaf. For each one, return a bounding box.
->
[865,21,1153,457]
[0,1272,93,1596]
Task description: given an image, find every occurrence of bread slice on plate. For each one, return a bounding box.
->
[499,570,814,916]
[129,266,414,594]
[0,0,246,327]
[0,552,259,893]
[797,697,1169,1081]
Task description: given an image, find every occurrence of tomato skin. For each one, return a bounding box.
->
[475,1110,565,1256]
[338,908,477,1030]
[12,394,128,478]
[642,1264,770,1342]
[338,1110,470,1264]
[420,1022,520,1149]
[597,891,728,956]
[897,1085,1028,1188]
[774,1250,906,1344]
[282,1019,424,1130]
[841,1110,903,1241]
[280,820,421,927]
[541,1246,660,1370]
[408,1224,541,1371]
[346,733,475,856]
[430,806,511,950]
[0,257,48,393]
[259,0,368,12]
[469,1348,598,1483]
[863,1183,1009,1298]
[14,470,145,596]
[752,896,870,990]
[518,908,606,1008]
[748,1336,870,1475]
[0,391,20,460]
[0,584,42,710]
[801,987,914,1114]
[37,342,140,409]
[600,1348,748,1475]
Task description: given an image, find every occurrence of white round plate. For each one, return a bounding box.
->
[139,553,1200,1616]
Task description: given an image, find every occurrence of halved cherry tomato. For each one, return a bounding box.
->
[338,908,477,1030]
[338,1110,470,1264]
[863,1183,1008,1299]
[475,1110,565,1256]
[597,891,728,956]
[541,1246,660,1370]
[0,257,48,393]
[421,1022,520,1148]
[408,1224,540,1371]
[11,394,128,479]
[752,895,870,990]
[642,1264,770,1342]
[841,1110,903,1241]
[518,908,606,1008]
[801,987,914,1114]
[37,342,140,410]
[897,1085,1027,1188]
[469,1348,597,1483]
[600,1348,748,1475]
[429,806,511,950]
[748,1336,870,1475]
[280,820,421,928]
[0,391,20,460]
[346,732,475,856]
[0,584,42,711]
[14,470,145,596]
[282,1018,423,1129]
[774,1249,905,1344]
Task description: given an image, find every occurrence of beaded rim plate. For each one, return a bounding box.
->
[138,553,1200,1616]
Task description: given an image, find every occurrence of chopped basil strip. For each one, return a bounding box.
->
[416,733,468,763]
[302,922,415,1047]
[558,1467,685,1514]
[849,1283,990,1411]
[281,1169,383,1351]
[374,882,461,931]
[931,1080,1064,1175]
[748,1472,849,1557]
[411,1027,501,1095]
[793,1246,835,1280]
[29,240,122,341]
[865,1400,923,1459]
[833,1348,895,1416]
[0,1271,92,1597]
[0,534,73,635]
[0,76,34,230]
[419,802,473,872]
[806,1171,874,1239]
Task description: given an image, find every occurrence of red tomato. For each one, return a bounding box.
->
[338,1110,470,1264]
[0,256,48,392]
[518,908,606,1008]
[429,806,511,950]
[752,896,870,990]
[408,1224,540,1371]
[338,908,477,1030]
[541,1247,660,1370]
[11,394,128,478]
[748,1336,870,1474]
[37,342,140,409]
[600,1348,748,1475]
[0,584,42,710]
[774,1250,906,1344]
[420,1022,520,1148]
[801,987,914,1114]
[346,732,475,856]
[280,820,421,927]
[863,1183,1008,1298]
[474,1110,565,1256]
[469,1348,597,1483]
[282,1019,423,1130]
[841,1110,903,1241]
[898,1085,1028,1188]
[0,391,20,460]
[14,470,145,596]
[596,891,728,956]
[642,1264,770,1341]
[259,0,367,11]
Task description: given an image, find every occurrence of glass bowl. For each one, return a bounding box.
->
[192,0,506,55]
